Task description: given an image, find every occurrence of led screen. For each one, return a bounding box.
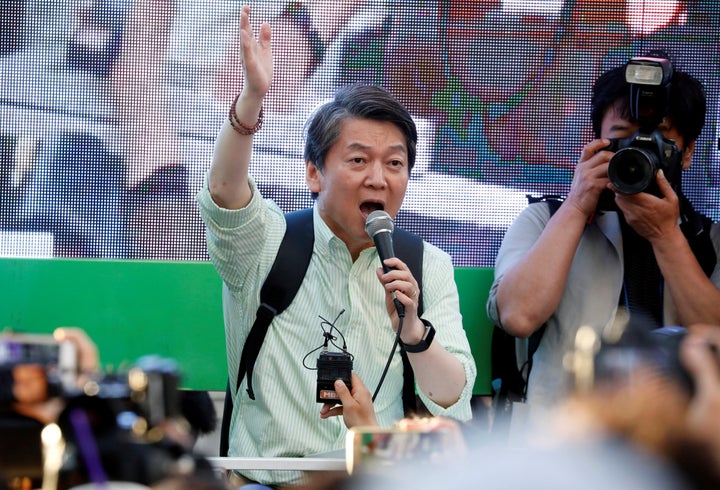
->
[1,0,718,267]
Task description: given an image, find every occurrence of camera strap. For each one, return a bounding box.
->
[220,208,425,457]
[621,216,663,328]
[677,192,717,277]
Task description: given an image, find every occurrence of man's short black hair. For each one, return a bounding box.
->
[304,84,417,197]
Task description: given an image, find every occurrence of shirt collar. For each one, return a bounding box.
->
[312,204,341,257]
[311,204,376,262]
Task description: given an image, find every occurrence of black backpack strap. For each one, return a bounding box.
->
[220,208,314,456]
[219,380,233,457]
[527,193,564,215]
[395,228,425,316]
[394,228,425,416]
[689,214,718,278]
[240,208,315,397]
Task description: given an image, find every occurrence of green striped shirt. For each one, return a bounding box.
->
[198,177,475,485]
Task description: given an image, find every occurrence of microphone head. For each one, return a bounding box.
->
[365,210,394,238]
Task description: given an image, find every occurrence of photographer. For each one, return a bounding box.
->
[1,329,225,489]
[1,328,99,424]
[487,51,720,426]
[1,328,97,488]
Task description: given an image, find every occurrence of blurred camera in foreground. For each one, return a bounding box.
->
[1,346,220,490]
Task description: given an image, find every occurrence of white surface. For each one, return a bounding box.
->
[207,456,346,472]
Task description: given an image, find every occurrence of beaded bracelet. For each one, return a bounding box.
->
[228,94,264,135]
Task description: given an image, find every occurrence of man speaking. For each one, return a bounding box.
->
[197,5,475,487]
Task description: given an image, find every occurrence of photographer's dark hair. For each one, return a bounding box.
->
[591,51,707,146]
[304,83,417,198]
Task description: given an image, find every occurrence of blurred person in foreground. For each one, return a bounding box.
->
[0,328,224,490]
[486,50,720,427]
[196,4,475,488]
[342,324,720,490]
[1,327,99,425]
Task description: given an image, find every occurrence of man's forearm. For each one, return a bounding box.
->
[408,344,467,408]
[496,204,588,336]
[654,228,720,325]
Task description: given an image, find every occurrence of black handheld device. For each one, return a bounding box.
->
[316,351,353,404]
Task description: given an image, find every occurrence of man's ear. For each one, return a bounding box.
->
[681,140,696,170]
[306,160,321,193]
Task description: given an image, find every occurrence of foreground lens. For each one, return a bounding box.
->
[607,148,656,194]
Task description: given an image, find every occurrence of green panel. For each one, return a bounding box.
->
[0,258,227,390]
[455,267,494,395]
[0,258,495,395]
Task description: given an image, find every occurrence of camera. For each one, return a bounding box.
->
[606,56,684,195]
[593,326,694,395]
[316,351,353,404]
[0,351,189,488]
[606,132,683,195]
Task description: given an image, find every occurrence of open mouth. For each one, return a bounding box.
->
[360,201,384,218]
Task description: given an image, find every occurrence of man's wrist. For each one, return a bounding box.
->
[401,319,435,353]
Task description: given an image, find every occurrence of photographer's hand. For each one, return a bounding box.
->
[11,328,101,424]
[319,373,377,428]
[565,138,612,218]
[614,169,680,242]
[495,138,611,338]
[54,327,99,374]
[680,324,720,467]
[618,171,720,326]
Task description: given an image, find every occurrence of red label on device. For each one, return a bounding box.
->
[319,390,338,400]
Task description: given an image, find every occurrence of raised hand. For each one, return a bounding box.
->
[238,5,273,101]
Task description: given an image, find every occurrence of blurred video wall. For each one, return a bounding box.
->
[1,0,718,267]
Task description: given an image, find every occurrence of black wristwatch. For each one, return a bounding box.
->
[402,318,435,353]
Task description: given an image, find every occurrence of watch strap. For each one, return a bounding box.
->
[402,318,435,353]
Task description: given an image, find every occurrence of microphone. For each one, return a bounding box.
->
[365,210,396,274]
[365,210,404,316]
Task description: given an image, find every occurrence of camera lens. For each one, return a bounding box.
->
[607,147,657,194]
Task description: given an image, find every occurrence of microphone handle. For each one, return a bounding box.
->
[372,232,405,317]
[373,231,396,272]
